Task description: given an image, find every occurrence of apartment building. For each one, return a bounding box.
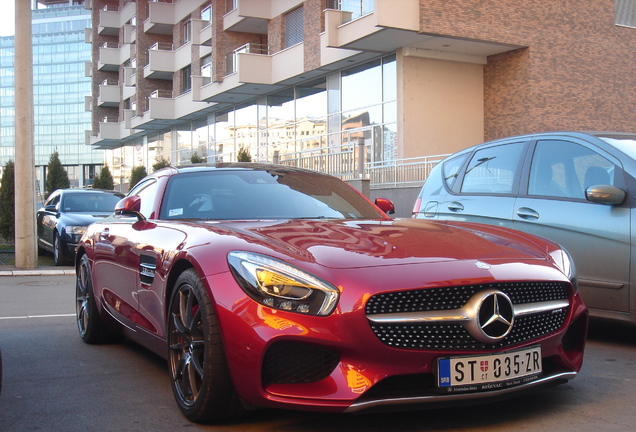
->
[1,0,104,192]
[86,0,636,194]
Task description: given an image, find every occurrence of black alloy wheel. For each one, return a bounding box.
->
[167,269,242,423]
[53,233,69,266]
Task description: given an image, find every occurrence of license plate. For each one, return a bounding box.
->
[438,346,542,390]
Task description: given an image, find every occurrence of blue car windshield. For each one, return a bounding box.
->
[62,193,122,213]
[159,169,382,220]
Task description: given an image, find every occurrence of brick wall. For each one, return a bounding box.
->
[420,0,636,140]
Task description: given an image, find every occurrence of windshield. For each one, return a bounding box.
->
[159,169,384,221]
[62,192,123,213]
[596,134,636,161]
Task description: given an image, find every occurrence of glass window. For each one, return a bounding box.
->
[382,55,396,102]
[296,78,326,120]
[342,60,381,112]
[201,54,212,85]
[201,5,212,22]
[443,153,469,191]
[129,179,158,219]
[528,140,618,199]
[182,20,192,44]
[182,65,192,93]
[285,7,304,47]
[461,143,525,194]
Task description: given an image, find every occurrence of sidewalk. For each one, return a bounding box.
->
[0,251,74,276]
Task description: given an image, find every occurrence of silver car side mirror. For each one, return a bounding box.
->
[585,185,626,205]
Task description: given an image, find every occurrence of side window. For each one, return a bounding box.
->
[129,179,158,219]
[442,153,468,191]
[528,140,617,199]
[460,142,525,194]
[46,193,60,208]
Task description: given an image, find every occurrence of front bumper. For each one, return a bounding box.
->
[207,264,588,413]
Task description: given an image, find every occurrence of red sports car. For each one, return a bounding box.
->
[75,163,587,423]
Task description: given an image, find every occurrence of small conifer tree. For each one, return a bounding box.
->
[129,165,148,189]
[93,165,114,190]
[237,147,252,162]
[190,152,205,164]
[152,157,171,172]
[45,151,70,197]
[0,160,15,242]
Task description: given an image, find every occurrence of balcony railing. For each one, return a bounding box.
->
[225,0,238,14]
[149,42,173,51]
[225,43,269,76]
[149,90,173,98]
[279,143,447,188]
[326,0,375,22]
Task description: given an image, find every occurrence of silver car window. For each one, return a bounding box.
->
[528,140,616,199]
[460,143,525,194]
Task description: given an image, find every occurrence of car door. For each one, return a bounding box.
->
[514,138,630,312]
[37,192,61,249]
[432,141,528,228]
[91,179,160,330]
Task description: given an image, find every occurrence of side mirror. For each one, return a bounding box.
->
[375,197,395,215]
[45,204,57,212]
[585,185,626,206]
[114,196,146,221]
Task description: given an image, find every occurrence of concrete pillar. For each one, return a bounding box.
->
[14,0,37,268]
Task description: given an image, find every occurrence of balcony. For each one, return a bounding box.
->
[84,61,92,78]
[144,0,209,34]
[223,0,270,34]
[130,89,210,131]
[197,43,308,104]
[323,0,521,65]
[98,2,136,36]
[97,117,124,140]
[123,23,136,45]
[224,43,268,75]
[98,79,121,107]
[124,66,137,87]
[98,42,131,72]
[143,43,175,80]
[192,19,212,46]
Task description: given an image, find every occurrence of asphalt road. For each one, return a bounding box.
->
[0,275,635,432]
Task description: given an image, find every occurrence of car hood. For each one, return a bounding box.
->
[204,218,551,269]
[61,212,113,225]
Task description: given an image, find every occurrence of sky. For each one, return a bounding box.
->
[0,1,16,37]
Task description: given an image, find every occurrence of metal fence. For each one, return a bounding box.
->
[278,144,448,188]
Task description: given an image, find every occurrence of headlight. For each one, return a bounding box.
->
[228,251,340,316]
[549,247,577,291]
[66,225,87,241]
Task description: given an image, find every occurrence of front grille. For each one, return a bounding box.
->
[262,341,340,385]
[366,281,568,315]
[367,281,570,351]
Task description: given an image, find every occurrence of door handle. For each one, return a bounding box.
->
[516,207,539,220]
[447,201,464,212]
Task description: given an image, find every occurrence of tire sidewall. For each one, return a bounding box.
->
[168,269,239,423]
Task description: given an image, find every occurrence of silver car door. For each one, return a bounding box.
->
[434,142,526,228]
[514,138,630,313]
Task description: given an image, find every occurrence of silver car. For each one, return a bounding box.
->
[413,131,635,325]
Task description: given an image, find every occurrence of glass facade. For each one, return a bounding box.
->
[0,3,102,192]
[105,55,397,186]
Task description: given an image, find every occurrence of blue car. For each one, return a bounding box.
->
[36,189,124,265]
[413,131,636,326]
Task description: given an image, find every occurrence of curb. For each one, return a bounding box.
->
[0,268,75,277]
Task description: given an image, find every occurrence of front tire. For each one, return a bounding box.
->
[53,233,70,266]
[168,269,242,423]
